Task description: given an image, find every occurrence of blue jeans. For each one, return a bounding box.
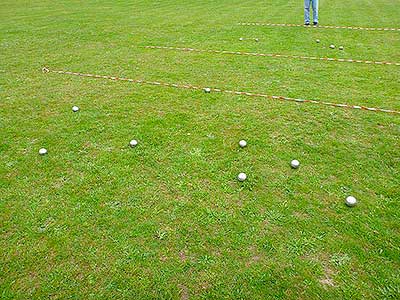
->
[304,0,318,24]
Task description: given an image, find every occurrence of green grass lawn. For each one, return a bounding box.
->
[1,0,399,299]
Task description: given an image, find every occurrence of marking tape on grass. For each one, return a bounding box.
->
[145,45,400,66]
[238,22,400,31]
[42,67,400,115]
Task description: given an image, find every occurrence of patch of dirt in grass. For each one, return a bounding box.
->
[319,265,336,288]
[212,250,222,257]
[4,169,18,179]
[245,255,262,267]
[245,245,263,267]
[264,223,282,234]
[178,284,189,300]
[200,281,210,290]
[83,141,92,149]
[179,251,187,262]
[160,254,168,262]
[301,253,337,288]
[292,211,309,219]
[320,277,335,287]
[262,218,270,226]
[52,176,69,189]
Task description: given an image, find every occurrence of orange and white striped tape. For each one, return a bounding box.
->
[145,45,400,66]
[42,67,399,115]
[238,22,400,31]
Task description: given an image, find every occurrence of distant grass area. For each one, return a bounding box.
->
[1,0,399,299]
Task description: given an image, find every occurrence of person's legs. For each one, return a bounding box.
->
[304,0,311,25]
[312,0,319,24]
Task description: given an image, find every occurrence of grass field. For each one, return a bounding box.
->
[1,0,400,299]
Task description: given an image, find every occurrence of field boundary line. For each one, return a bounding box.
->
[42,67,400,115]
[145,45,400,66]
[238,22,400,31]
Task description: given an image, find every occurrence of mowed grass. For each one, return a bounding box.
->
[1,0,399,299]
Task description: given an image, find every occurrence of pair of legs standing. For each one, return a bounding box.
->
[304,0,318,25]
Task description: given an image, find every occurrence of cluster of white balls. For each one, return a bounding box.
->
[40,105,142,152]
[235,139,357,207]
[38,106,80,155]
[316,40,344,50]
[236,139,300,182]
[237,140,248,182]
[329,45,344,50]
[38,106,357,207]
[239,38,259,42]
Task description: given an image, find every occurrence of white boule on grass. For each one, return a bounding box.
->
[237,172,247,182]
[316,39,320,43]
[339,46,344,50]
[239,140,247,148]
[255,38,259,42]
[39,148,48,155]
[204,87,211,93]
[129,139,138,147]
[330,44,335,49]
[290,159,300,169]
[239,37,244,41]
[72,106,79,112]
[345,196,357,207]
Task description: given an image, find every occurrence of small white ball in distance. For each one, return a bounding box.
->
[72,106,79,112]
[290,159,300,169]
[237,173,247,182]
[239,140,247,148]
[316,39,320,43]
[204,88,211,93]
[330,44,335,49]
[39,148,47,155]
[239,37,244,41]
[339,46,344,50]
[129,139,138,147]
[345,196,357,207]
[255,38,259,42]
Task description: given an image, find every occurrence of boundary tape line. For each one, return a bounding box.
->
[238,22,400,31]
[42,67,400,115]
[145,45,400,66]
